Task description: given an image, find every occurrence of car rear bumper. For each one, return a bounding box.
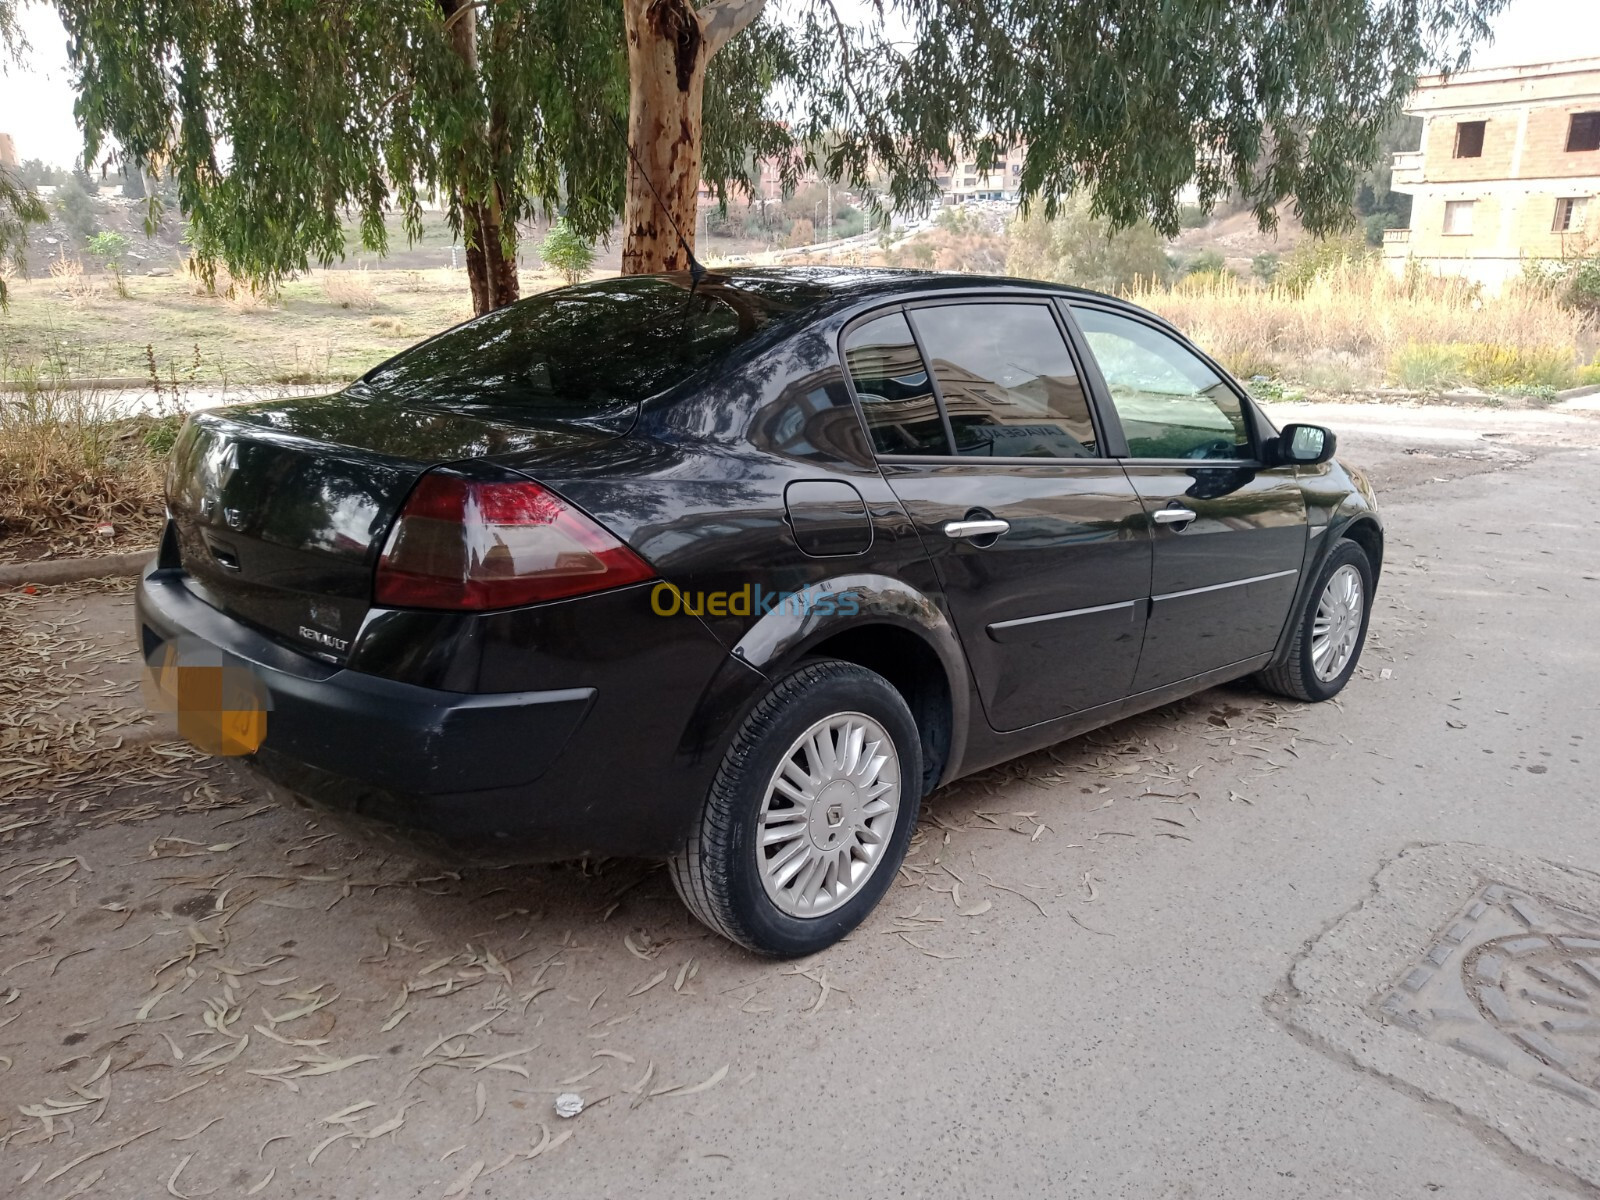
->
[135,562,760,862]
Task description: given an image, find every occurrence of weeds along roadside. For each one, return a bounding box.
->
[0,344,190,562]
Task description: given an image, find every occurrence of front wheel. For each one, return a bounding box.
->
[1256,539,1374,702]
[668,659,922,957]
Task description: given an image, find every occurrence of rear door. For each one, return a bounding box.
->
[1064,302,1307,691]
[842,299,1151,733]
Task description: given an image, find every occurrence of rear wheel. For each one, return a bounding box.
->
[669,659,921,956]
[1256,539,1373,702]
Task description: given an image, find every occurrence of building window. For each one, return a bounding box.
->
[1443,200,1475,235]
[1568,112,1600,153]
[1453,120,1486,158]
[1554,196,1591,232]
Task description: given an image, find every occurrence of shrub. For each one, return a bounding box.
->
[54,174,99,241]
[0,369,168,551]
[902,236,937,269]
[1461,343,1576,391]
[1520,244,1600,316]
[1184,249,1227,277]
[1251,253,1281,285]
[226,278,279,313]
[538,219,597,285]
[87,231,132,298]
[1388,342,1467,391]
[1563,253,1600,315]
[1277,234,1373,296]
[1126,259,1584,397]
[1296,350,1374,394]
[142,416,183,455]
[935,206,984,236]
[47,250,102,304]
[1006,196,1172,291]
[832,205,866,239]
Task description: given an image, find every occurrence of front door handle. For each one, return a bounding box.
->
[944,518,1011,540]
[1152,507,1198,526]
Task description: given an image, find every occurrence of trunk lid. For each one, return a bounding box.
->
[167,390,624,663]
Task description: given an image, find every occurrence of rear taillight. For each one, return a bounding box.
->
[374,472,654,611]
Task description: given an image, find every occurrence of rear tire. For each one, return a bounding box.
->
[1256,539,1373,702]
[668,659,922,957]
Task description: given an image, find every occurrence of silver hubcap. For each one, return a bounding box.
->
[1311,564,1364,682]
[756,712,901,919]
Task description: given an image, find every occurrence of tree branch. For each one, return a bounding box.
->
[819,0,875,132]
[700,0,767,55]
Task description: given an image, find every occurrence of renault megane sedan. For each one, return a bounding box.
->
[138,267,1381,956]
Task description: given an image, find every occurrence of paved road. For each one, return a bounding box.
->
[1,402,1598,1198]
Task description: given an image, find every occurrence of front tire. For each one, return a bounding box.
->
[668,659,922,957]
[1257,539,1374,702]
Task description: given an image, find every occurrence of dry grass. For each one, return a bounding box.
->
[47,252,103,306]
[1129,262,1591,391]
[223,279,279,314]
[0,269,480,385]
[0,373,170,559]
[322,267,379,312]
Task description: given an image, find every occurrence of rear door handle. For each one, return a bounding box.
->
[944,519,1011,540]
[1152,508,1197,526]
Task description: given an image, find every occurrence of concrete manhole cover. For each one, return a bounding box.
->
[1381,883,1600,1104]
[1275,844,1600,1189]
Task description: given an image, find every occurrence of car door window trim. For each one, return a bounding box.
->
[1151,567,1299,604]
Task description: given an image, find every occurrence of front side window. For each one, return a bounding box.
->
[1443,199,1476,235]
[1567,112,1600,153]
[1454,120,1486,158]
[908,303,1098,458]
[842,312,949,455]
[1071,306,1250,461]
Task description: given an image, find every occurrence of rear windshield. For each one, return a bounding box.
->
[354,277,784,420]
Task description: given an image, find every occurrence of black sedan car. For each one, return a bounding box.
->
[137,267,1381,956]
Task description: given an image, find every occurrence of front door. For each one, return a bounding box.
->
[1066,303,1308,691]
[842,300,1151,732]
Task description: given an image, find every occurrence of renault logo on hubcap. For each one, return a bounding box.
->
[825,803,845,828]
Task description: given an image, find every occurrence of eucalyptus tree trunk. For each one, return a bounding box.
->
[442,0,520,313]
[621,0,766,275]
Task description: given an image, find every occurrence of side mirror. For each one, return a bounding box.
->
[1276,423,1337,466]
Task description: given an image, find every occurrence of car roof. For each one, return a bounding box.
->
[569,267,1132,321]
[675,264,1110,307]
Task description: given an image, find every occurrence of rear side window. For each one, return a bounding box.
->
[357,278,780,419]
[909,303,1097,458]
[842,312,950,454]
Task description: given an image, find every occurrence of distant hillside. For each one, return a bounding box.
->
[1170,205,1308,275]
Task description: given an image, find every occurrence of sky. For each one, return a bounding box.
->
[1,0,1599,166]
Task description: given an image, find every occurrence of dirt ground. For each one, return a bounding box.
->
[2,399,1599,1198]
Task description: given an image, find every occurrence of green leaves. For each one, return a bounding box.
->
[46,0,1506,300]
[0,166,49,310]
[538,219,596,285]
[783,0,1508,239]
